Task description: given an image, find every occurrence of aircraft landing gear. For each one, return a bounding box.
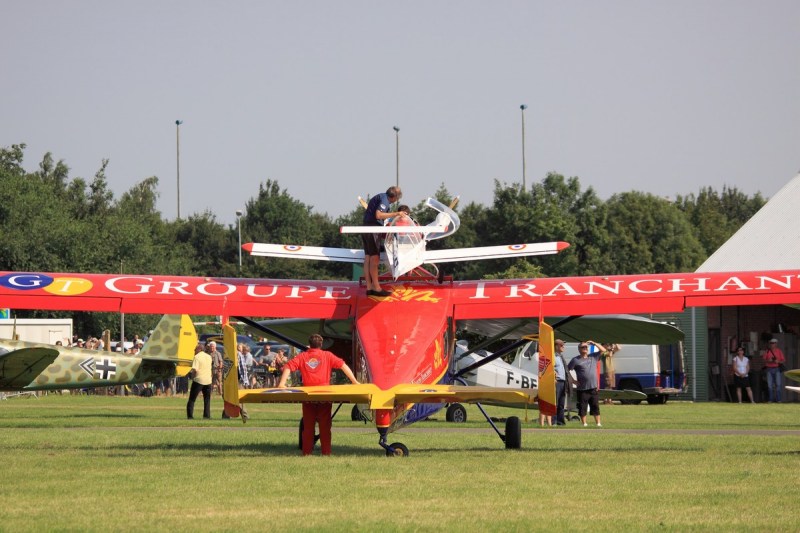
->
[503,416,522,449]
[378,427,409,457]
[298,418,320,450]
[445,403,467,423]
[385,442,409,457]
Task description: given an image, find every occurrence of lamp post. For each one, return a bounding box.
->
[175,120,183,219]
[519,105,527,190]
[393,126,400,188]
[236,210,243,273]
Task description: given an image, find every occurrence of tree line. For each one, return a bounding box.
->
[0,144,766,336]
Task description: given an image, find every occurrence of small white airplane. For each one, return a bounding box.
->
[244,197,569,280]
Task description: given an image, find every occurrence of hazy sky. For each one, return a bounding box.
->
[3,1,799,225]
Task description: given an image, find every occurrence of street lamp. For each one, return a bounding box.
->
[176,120,183,219]
[236,210,243,273]
[519,105,527,190]
[393,126,400,188]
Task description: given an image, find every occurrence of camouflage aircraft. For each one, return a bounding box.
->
[0,314,196,391]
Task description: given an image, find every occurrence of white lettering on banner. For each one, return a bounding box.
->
[246,284,279,298]
[287,285,317,299]
[544,282,579,297]
[756,275,795,290]
[628,279,662,294]
[508,284,540,298]
[197,282,236,296]
[467,280,504,299]
[106,277,153,294]
[585,280,622,295]
[668,277,710,293]
[321,286,351,300]
[710,277,748,292]
[9,275,45,288]
[157,281,192,295]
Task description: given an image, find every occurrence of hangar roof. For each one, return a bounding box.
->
[696,173,800,272]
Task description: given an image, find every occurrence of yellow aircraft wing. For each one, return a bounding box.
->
[239,383,536,411]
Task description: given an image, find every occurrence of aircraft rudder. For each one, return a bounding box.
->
[139,315,198,375]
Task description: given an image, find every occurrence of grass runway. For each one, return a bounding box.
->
[0,394,798,532]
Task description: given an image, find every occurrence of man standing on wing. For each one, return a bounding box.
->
[362,186,404,297]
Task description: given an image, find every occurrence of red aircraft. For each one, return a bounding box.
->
[3,203,800,455]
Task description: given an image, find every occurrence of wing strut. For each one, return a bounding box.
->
[232,316,309,351]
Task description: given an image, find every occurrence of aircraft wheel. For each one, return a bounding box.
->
[445,403,467,423]
[351,405,365,421]
[504,416,522,449]
[386,442,409,457]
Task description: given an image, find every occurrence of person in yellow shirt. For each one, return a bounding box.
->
[186,342,213,419]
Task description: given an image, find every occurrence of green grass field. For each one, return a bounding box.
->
[0,394,798,532]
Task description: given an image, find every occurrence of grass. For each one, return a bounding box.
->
[0,394,798,532]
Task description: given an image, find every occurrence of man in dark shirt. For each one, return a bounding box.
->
[567,340,606,427]
[362,186,403,297]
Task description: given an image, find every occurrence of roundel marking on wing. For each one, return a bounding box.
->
[283,245,303,252]
[508,244,527,251]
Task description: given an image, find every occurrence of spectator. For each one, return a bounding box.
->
[602,343,620,404]
[732,347,755,403]
[186,343,212,419]
[278,334,359,455]
[553,339,568,425]
[763,338,785,403]
[568,341,604,427]
[206,341,223,395]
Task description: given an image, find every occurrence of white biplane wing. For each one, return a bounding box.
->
[243,243,364,263]
[423,242,570,264]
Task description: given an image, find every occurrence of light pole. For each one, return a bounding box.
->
[519,105,527,190]
[176,120,183,219]
[236,210,243,273]
[393,126,400,188]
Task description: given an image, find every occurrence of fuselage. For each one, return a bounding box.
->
[353,279,454,432]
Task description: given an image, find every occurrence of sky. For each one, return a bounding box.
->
[2,1,799,225]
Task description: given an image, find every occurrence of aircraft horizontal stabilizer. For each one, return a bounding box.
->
[423,241,569,263]
[784,369,800,383]
[340,225,447,234]
[239,383,536,410]
[243,243,364,263]
[599,389,647,401]
[0,347,59,389]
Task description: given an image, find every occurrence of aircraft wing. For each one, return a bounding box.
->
[243,243,364,263]
[239,384,535,410]
[459,314,685,344]
[599,389,647,401]
[340,226,447,234]
[0,347,60,389]
[423,242,569,263]
[784,369,800,383]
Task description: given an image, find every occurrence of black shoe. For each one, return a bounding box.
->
[366,290,377,296]
[372,289,392,297]
[187,416,194,419]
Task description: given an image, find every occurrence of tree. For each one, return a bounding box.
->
[606,192,706,274]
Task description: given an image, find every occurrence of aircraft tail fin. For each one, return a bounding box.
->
[537,321,557,416]
[139,315,197,376]
[222,322,242,419]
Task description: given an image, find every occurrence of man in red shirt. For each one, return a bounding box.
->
[278,334,359,455]
[764,338,786,403]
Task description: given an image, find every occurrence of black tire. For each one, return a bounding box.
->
[445,403,467,423]
[351,405,364,421]
[504,416,522,449]
[647,394,668,405]
[386,442,409,457]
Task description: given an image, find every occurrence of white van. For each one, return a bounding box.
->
[560,342,686,404]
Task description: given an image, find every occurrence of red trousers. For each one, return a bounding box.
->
[302,402,332,455]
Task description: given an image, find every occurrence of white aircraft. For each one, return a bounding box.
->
[243,197,569,280]
[785,369,800,394]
